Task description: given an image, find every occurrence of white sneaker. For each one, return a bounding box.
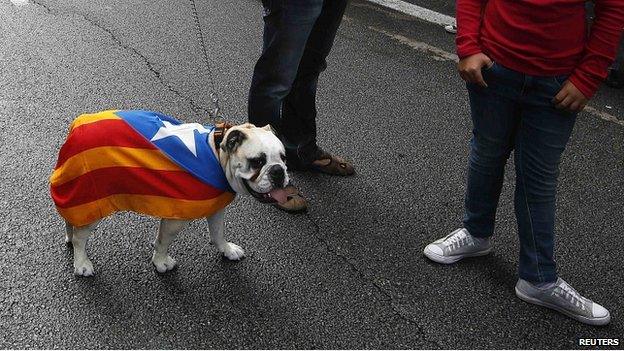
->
[515,278,611,326]
[444,24,457,34]
[424,228,491,264]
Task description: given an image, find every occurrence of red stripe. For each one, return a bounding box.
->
[56,119,156,168]
[51,166,223,208]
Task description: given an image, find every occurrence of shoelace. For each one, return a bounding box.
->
[442,230,471,250]
[556,282,586,310]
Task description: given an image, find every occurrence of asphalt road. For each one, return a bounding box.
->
[401,0,456,16]
[1,0,623,349]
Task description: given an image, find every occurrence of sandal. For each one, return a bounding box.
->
[272,185,308,213]
[309,150,355,176]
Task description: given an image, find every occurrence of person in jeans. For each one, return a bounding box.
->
[248,0,355,213]
[424,0,624,325]
[605,38,624,88]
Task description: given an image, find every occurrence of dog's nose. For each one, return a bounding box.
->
[268,165,285,187]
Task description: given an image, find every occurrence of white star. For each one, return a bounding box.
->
[150,121,210,157]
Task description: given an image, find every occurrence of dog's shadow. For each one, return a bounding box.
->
[65,236,302,348]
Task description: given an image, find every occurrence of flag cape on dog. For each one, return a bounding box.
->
[50,110,235,227]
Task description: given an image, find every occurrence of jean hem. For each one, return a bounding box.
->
[519,271,558,284]
[463,223,494,239]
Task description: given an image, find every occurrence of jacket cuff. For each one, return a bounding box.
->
[457,46,483,59]
[568,70,600,99]
[456,36,482,59]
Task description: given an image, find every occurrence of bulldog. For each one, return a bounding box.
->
[50,110,290,276]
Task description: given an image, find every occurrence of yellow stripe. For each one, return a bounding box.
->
[50,146,182,186]
[57,192,236,227]
[70,110,120,131]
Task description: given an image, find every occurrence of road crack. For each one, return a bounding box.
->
[303,212,441,348]
[29,0,211,120]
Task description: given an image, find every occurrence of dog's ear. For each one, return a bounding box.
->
[262,124,276,134]
[222,129,246,153]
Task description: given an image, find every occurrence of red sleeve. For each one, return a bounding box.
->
[456,0,486,58]
[569,0,624,98]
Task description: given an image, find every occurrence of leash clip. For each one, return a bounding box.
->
[209,92,225,124]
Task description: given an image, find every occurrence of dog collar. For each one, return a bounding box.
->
[211,121,233,157]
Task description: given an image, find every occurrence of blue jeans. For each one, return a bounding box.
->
[462,63,577,283]
[248,0,348,164]
[613,37,624,71]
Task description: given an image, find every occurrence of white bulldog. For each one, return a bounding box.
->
[60,122,290,276]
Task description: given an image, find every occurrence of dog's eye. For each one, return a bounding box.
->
[249,156,265,169]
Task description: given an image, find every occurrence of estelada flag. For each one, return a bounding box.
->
[50,110,235,227]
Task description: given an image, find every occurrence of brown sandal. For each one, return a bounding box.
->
[310,151,355,176]
[272,185,308,213]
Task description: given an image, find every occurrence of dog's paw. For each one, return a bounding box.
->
[74,259,94,277]
[152,254,177,273]
[222,242,245,261]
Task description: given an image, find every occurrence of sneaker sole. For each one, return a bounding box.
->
[423,246,491,264]
[515,287,611,326]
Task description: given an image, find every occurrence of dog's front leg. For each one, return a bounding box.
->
[207,210,245,260]
[152,219,190,273]
[72,221,98,276]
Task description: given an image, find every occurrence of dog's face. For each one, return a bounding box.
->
[219,123,290,203]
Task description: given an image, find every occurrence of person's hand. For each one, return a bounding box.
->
[458,53,493,88]
[552,81,588,112]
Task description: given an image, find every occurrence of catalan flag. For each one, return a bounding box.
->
[50,110,235,227]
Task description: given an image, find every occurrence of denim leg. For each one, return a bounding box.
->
[514,77,577,283]
[462,67,521,238]
[248,0,323,131]
[614,37,624,70]
[281,0,348,162]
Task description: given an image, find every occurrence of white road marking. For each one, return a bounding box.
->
[10,0,29,6]
[363,0,623,127]
[369,26,458,62]
[365,0,455,26]
[584,106,624,127]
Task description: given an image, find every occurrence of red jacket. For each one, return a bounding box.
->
[456,0,624,98]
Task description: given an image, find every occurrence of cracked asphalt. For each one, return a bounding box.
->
[1,0,623,349]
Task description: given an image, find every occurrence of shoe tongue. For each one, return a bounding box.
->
[269,188,289,204]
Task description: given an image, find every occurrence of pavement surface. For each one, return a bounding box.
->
[1,0,623,349]
[399,0,456,16]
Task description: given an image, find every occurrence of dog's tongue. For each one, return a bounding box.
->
[269,188,289,204]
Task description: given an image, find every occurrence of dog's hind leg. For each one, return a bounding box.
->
[72,221,98,277]
[64,220,73,244]
[207,210,245,261]
[152,219,190,273]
